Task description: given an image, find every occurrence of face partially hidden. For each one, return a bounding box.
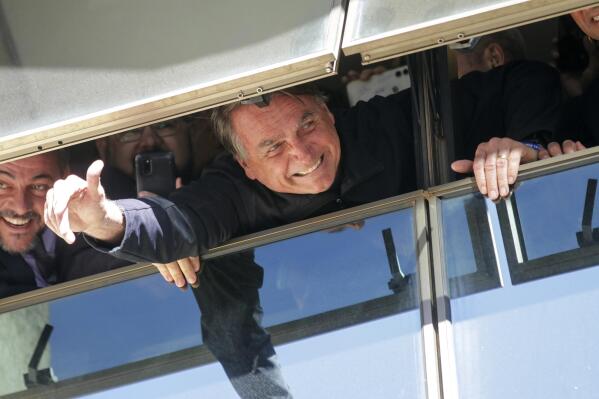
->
[97,120,192,178]
[232,94,341,194]
[571,6,599,41]
[0,153,62,254]
[455,52,488,78]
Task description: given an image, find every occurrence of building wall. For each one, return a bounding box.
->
[0,303,51,396]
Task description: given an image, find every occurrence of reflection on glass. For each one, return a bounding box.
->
[0,275,202,397]
[498,163,599,283]
[0,304,51,396]
[446,160,599,399]
[508,164,598,259]
[346,0,512,42]
[0,208,424,398]
[49,275,201,379]
[441,193,500,298]
[259,210,417,325]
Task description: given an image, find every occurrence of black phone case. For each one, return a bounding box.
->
[135,152,176,197]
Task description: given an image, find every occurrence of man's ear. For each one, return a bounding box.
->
[236,157,257,180]
[483,43,505,69]
[95,138,109,160]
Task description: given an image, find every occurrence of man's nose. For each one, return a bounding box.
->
[288,138,313,163]
[137,127,160,151]
[10,189,33,215]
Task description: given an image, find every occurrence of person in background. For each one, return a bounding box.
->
[556,6,599,147]
[0,151,127,298]
[447,29,577,195]
[95,115,220,199]
[341,30,578,198]
[451,29,528,78]
[44,81,556,287]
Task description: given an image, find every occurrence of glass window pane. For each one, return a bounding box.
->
[0,0,342,147]
[0,207,425,398]
[346,0,511,41]
[498,163,599,284]
[441,193,501,298]
[342,0,592,62]
[442,160,599,399]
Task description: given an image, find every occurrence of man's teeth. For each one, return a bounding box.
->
[593,15,599,22]
[2,217,31,226]
[295,156,323,177]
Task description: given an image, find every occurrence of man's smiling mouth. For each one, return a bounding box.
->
[0,214,36,229]
[293,155,323,177]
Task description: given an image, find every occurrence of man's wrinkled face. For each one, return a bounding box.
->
[98,120,192,178]
[0,153,62,253]
[232,94,341,194]
[571,6,599,41]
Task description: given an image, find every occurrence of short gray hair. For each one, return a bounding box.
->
[472,28,528,63]
[211,84,326,159]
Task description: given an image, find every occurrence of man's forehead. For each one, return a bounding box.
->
[235,95,316,124]
[0,154,60,176]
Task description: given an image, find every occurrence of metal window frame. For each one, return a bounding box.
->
[3,294,418,399]
[0,0,347,164]
[0,147,599,398]
[0,190,422,314]
[1,2,598,397]
[0,192,424,399]
[415,197,443,399]
[425,147,599,399]
[427,196,459,399]
[342,0,599,65]
[2,150,599,398]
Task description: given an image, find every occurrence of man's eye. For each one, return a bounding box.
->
[301,120,315,131]
[266,143,283,156]
[31,184,49,192]
[119,130,142,142]
[0,182,8,190]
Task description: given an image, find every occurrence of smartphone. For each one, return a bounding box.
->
[135,151,176,197]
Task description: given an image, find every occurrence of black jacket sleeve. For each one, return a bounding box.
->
[94,156,250,264]
[55,235,132,281]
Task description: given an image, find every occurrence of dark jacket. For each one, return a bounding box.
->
[0,237,130,300]
[97,90,416,263]
[558,77,599,147]
[452,60,562,160]
[98,61,562,264]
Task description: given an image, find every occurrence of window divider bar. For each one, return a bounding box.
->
[415,198,442,399]
[427,197,460,399]
[0,191,421,315]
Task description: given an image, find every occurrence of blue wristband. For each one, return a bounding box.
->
[521,141,543,151]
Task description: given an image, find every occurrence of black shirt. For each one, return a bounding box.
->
[104,90,416,263]
[452,60,562,160]
[558,77,599,147]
